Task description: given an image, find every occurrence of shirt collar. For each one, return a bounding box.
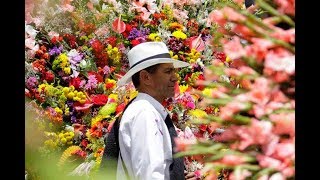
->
[136,92,168,120]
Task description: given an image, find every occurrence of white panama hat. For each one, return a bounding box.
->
[117,42,190,86]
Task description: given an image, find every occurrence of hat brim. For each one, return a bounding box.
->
[117,58,190,87]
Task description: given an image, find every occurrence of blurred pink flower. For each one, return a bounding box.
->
[219,101,248,121]
[229,169,252,180]
[174,138,197,152]
[270,113,295,137]
[264,48,295,74]
[273,142,295,161]
[173,9,189,23]
[222,7,246,22]
[206,10,227,28]
[223,36,246,60]
[274,0,295,15]
[218,154,246,166]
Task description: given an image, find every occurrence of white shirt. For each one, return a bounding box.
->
[117,93,173,180]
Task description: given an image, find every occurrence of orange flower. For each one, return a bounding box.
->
[169,22,184,31]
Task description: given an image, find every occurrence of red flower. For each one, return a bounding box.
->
[42,52,50,60]
[104,36,117,47]
[196,74,205,90]
[43,71,55,82]
[115,103,126,115]
[35,49,44,58]
[199,124,207,132]
[131,39,141,46]
[73,150,87,159]
[214,51,227,62]
[80,139,88,148]
[32,59,47,73]
[91,94,108,106]
[122,24,133,38]
[69,77,82,89]
[105,81,116,89]
[51,36,63,44]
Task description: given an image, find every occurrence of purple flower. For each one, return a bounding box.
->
[26,76,38,89]
[68,49,83,65]
[103,65,111,75]
[84,75,98,90]
[49,46,63,56]
[128,28,150,40]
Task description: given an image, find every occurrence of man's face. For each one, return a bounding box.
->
[149,63,178,101]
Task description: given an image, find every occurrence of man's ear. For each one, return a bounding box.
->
[139,70,152,86]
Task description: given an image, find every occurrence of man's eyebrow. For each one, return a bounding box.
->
[164,67,175,71]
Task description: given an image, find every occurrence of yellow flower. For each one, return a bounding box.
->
[129,90,138,100]
[169,51,179,60]
[189,109,207,119]
[202,88,214,97]
[67,92,75,99]
[226,55,232,63]
[105,78,117,90]
[64,67,71,74]
[186,49,201,63]
[62,87,70,94]
[38,84,47,93]
[109,93,118,101]
[179,84,189,93]
[172,30,187,40]
[91,114,104,126]
[148,33,162,41]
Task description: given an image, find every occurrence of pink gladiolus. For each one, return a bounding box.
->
[269,173,285,180]
[264,48,295,74]
[232,24,255,37]
[221,7,246,22]
[274,0,295,15]
[257,155,283,170]
[223,36,246,60]
[229,169,252,180]
[218,155,246,166]
[207,10,227,27]
[270,113,295,137]
[219,101,248,121]
[174,138,197,152]
[273,143,295,161]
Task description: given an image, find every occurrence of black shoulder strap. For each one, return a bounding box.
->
[114,97,136,179]
[99,97,136,178]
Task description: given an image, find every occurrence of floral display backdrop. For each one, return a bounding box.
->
[25,0,295,179]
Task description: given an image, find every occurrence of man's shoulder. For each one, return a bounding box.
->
[126,98,155,111]
[121,99,157,120]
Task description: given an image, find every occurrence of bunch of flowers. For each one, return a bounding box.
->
[25,0,247,178]
[174,0,295,179]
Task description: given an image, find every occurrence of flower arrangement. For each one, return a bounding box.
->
[173,0,295,179]
[25,0,295,179]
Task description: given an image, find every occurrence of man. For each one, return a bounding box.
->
[116,42,196,180]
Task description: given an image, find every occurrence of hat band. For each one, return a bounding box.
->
[130,53,171,70]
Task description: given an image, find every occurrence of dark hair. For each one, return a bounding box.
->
[132,64,160,88]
